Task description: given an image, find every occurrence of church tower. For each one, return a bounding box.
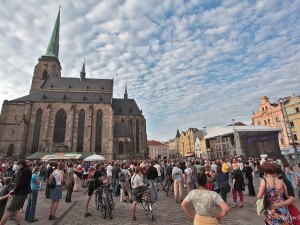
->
[30,9,62,94]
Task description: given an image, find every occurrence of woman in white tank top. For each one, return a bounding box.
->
[49,162,64,221]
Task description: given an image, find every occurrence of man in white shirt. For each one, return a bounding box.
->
[154,161,164,191]
[106,162,113,184]
[131,166,152,221]
[12,162,19,176]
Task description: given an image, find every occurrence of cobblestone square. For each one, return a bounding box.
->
[5,176,300,225]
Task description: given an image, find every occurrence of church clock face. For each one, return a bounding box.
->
[43,63,48,69]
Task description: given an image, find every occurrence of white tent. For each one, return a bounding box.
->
[204,126,282,139]
[84,154,105,161]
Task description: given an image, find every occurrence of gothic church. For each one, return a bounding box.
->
[0,10,148,160]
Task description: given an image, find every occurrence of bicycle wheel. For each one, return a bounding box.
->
[108,190,114,209]
[101,197,107,219]
[141,194,149,211]
[147,202,154,221]
[95,193,99,210]
[106,198,113,219]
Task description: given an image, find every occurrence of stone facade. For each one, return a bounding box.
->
[285,94,300,146]
[164,139,179,159]
[0,11,147,160]
[252,96,289,148]
[178,128,205,156]
[214,136,234,158]
[148,140,168,160]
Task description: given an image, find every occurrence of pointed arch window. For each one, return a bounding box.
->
[119,141,123,154]
[31,108,43,153]
[76,109,85,152]
[136,119,139,153]
[7,144,14,157]
[42,70,48,80]
[95,110,102,153]
[53,109,67,143]
[130,119,133,136]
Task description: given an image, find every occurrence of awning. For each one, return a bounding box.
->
[184,153,195,157]
[84,154,105,161]
[26,152,95,161]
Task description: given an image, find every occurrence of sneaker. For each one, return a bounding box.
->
[84,212,92,217]
[28,219,39,223]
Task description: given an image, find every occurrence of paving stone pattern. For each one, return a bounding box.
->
[5,177,300,225]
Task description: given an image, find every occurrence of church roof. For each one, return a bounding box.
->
[114,123,131,137]
[41,77,113,92]
[10,91,112,104]
[112,99,142,116]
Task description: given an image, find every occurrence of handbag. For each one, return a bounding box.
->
[256,197,265,215]
[212,179,220,191]
[65,179,73,190]
[257,179,270,215]
[243,172,249,185]
[47,176,56,189]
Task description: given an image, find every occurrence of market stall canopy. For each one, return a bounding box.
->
[26,152,95,161]
[83,154,105,161]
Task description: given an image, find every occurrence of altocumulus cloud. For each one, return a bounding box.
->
[0,0,299,141]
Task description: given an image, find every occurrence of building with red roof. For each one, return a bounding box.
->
[147,140,168,160]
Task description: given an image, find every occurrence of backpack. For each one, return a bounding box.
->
[119,171,126,182]
[88,170,96,180]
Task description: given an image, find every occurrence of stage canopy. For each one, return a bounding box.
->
[204,126,282,140]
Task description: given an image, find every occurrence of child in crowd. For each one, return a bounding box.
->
[0,178,13,220]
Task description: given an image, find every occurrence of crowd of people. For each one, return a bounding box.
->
[0,156,299,224]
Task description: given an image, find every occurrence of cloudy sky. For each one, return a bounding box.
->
[0,0,299,142]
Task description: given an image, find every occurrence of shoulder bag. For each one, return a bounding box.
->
[256,178,270,215]
[47,171,57,189]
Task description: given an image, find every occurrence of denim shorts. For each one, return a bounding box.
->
[132,186,148,201]
[156,176,162,183]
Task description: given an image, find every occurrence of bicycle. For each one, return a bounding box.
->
[95,183,114,219]
[138,190,154,221]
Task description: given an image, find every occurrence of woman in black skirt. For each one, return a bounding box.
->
[243,161,255,196]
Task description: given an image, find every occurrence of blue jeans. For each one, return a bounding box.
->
[39,176,45,191]
[148,179,158,201]
[112,179,119,196]
[25,189,38,222]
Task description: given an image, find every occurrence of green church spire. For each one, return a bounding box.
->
[43,8,60,58]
